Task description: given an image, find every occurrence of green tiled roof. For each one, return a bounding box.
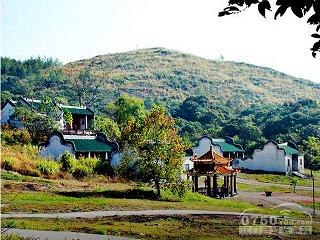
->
[279,145,302,155]
[68,139,112,152]
[212,141,244,152]
[63,107,94,116]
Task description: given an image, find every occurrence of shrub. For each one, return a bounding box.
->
[59,152,77,172]
[169,179,192,198]
[72,165,92,179]
[1,127,31,145]
[1,157,14,170]
[36,160,60,175]
[95,160,114,176]
[78,157,99,169]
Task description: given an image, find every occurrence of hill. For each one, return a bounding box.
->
[63,47,320,111]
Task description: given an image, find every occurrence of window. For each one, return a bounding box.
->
[287,159,290,166]
[300,159,302,165]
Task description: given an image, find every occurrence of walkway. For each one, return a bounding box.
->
[2,228,135,240]
[2,209,278,219]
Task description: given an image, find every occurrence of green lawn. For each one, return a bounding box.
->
[237,183,320,198]
[238,169,320,188]
[3,216,320,240]
[1,190,274,215]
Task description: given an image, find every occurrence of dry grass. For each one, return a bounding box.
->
[1,145,42,177]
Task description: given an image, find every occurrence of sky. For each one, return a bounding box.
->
[1,0,320,83]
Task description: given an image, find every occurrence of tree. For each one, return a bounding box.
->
[121,105,186,198]
[64,67,110,107]
[11,107,57,144]
[301,136,320,169]
[63,109,73,130]
[107,95,146,129]
[94,115,121,141]
[219,0,320,57]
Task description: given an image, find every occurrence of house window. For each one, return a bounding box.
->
[300,159,302,165]
[287,159,290,166]
[184,164,190,171]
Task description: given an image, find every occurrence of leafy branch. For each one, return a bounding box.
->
[219,0,320,57]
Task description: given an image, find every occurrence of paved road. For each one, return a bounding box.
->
[2,228,135,240]
[237,178,320,191]
[1,209,278,219]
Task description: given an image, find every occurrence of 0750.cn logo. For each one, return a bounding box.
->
[239,203,313,236]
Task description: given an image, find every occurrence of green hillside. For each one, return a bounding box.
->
[64,47,320,110]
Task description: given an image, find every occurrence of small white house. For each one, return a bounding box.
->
[39,131,118,161]
[234,141,304,174]
[1,96,94,131]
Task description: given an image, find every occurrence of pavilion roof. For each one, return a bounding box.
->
[192,147,231,165]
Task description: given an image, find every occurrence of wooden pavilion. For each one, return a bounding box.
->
[188,146,238,198]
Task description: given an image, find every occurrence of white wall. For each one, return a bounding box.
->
[39,135,74,160]
[193,137,222,156]
[237,142,288,173]
[298,156,305,173]
[1,103,15,124]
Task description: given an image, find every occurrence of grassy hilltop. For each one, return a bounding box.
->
[64,47,320,110]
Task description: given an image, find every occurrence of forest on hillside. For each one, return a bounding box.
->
[1,56,320,165]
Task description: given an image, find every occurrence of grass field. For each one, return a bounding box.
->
[238,169,320,188]
[2,215,320,240]
[2,170,318,215]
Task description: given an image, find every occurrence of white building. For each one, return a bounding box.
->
[234,141,304,174]
[1,96,94,132]
[39,131,118,161]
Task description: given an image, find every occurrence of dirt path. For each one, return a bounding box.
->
[237,178,320,191]
[1,209,278,219]
[2,228,135,240]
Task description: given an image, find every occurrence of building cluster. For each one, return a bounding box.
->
[1,97,305,198]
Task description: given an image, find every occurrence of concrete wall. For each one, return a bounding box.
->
[39,134,74,160]
[193,137,222,156]
[1,103,15,124]
[237,142,288,173]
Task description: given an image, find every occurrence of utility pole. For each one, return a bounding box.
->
[311,169,315,217]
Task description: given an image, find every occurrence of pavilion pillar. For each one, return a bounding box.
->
[85,115,88,130]
[207,176,211,195]
[194,176,199,192]
[234,174,237,194]
[230,175,234,196]
[213,175,218,197]
[88,152,91,158]
[226,176,229,196]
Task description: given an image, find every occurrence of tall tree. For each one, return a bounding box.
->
[64,67,109,107]
[124,105,185,198]
[301,136,320,169]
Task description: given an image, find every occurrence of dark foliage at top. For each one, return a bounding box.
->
[219,0,320,57]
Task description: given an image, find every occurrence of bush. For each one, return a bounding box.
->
[169,179,192,198]
[72,165,91,179]
[1,157,14,170]
[78,157,99,169]
[59,152,77,172]
[95,160,114,176]
[36,160,60,175]
[1,127,31,145]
